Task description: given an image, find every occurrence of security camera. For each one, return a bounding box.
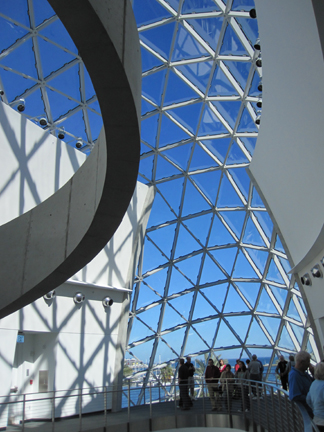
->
[17,99,25,112]
[256,99,262,108]
[258,81,263,92]
[255,115,261,125]
[73,292,85,304]
[76,141,82,149]
[57,129,65,140]
[249,8,257,19]
[254,39,261,51]
[311,265,322,278]
[256,58,262,68]
[0,89,4,96]
[102,296,113,308]
[43,290,56,300]
[300,273,312,286]
[39,117,47,126]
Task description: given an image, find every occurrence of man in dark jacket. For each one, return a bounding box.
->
[205,358,221,411]
[179,358,190,410]
[275,355,288,390]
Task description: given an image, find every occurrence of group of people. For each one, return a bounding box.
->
[275,354,295,390]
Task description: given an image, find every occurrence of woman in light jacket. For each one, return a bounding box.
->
[306,362,324,431]
[220,364,235,412]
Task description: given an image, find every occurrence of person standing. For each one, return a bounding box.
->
[289,351,314,417]
[235,361,250,412]
[205,358,221,411]
[185,356,196,400]
[178,358,190,410]
[220,364,235,412]
[306,362,324,431]
[249,354,262,399]
[219,359,226,373]
[275,355,288,390]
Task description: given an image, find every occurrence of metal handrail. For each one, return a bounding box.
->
[0,378,316,432]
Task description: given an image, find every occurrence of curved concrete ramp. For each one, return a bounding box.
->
[0,0,141,318]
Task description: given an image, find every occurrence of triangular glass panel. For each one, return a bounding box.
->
[198,105,229,136]
[86,108,102,142]
[208,215,236,246]
[199,283,228,312]
[232,250,258,279]
[136,282,162,310]
[235,281,260,308]
[164,0,179,10]
[228,167,250,201]
[249,70,262,97]
[219,210,246,239]
[0,17,29,54]
[142,69,167,106]
[226,315,252,342]
[146,191,175,228]
[32,0,55,26]
[278,256,291,277]
[155,154,182,180]
[175,253,203,286]
[0,38,38,79]
[141,45,164,73]
[187,17,223,50]
[186,324,210,352]
[209,247,237,275]
[215,319,241,348]
[157,177,184,215]
[159,115,192,147]
[176,60,213,94]
[202,138,232,163]
[251,186,265,208]
[133,0,173,27]
[161,327,186,356]
[192,292,217,320]
[128,316,155,345]
[297,296,307,317]
[143,267,169,297]
[199,253,227,284]
[182,0,220,14]
[141,114,159,147]
[217,175,245,208]
[237,107,258,133]
[162,302,186,331]
[278,326,296,351]
[244,248,268,274]
[209,66,239,97]
[290,323,304,346]
[22,88,46,118]
[231,0,255,11]
[287,299,302,323]
[256,287,279,314]
[226,141,249,165]
[183,213,213,245]
[48,64,81,101]
[37,37,76,78]
[224,61,251,91]
[141,98,156,116]
[223,285,250,312]
[128,339,154,364]
[172,25,210,62]
[164,69,199,105]
[243,217,266,247]
[266,259,285,285]
[212,100,242,130]
[140,22,176,60]
[168,292,195,321]
[148,223,177,258]
[168,265,194,295]
[253,211,273,241]
[192,319,218,348]
[220,23,249,55]
[142,238,168,273]
[274,235,285,254]
[174,224,202,259]
[258,316,280,342]
[240,136,256,157]
[163,142,193,170]
[182,178,211,216]
[191,170,221,204]
[139,154,154,181]
[246,318,271,346]
[83,67,96,102]
[168,102,203,135]
[1,0,29,26]
[236,17,259,46]
[59,110,87,140]
[189,142,218,170]
[268,285,287,310]
[154,338,179,363]
[39,19,78,54]
[306,336,317,361]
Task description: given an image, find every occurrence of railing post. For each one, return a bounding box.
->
[149,382,152,419]
[263,383,270,432]
[22,394,26,432]
[270,386,278,432]
[79,388,82,431]
[127,379,130,423]
[159,382,161,403]
[104,386,107,428]
[52,390,55,432]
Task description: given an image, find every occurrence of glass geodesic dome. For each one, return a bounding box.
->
[0,0,318,404]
